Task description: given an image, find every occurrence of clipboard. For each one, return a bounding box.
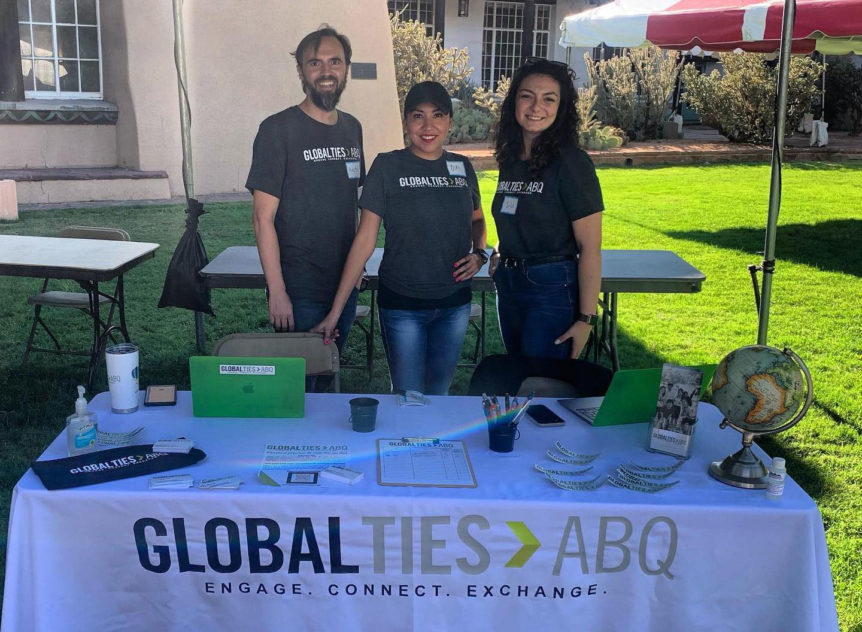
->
[376,439,477,488]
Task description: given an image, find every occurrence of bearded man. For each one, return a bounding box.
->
[246,25,365,367]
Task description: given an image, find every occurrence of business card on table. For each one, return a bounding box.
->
[398,390,429,406]
[197,476,241,490]
[153,438,195,454]
[149,473,194,489]
[319,465,364,485]
[97,426,145,448]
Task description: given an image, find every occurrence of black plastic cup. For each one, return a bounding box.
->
[349,397,379,433]
[488,421,517,453]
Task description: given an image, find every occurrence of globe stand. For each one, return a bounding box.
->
[709,429,769,488]
[708,346,813,490]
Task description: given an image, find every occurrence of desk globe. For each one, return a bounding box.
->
[708,345,813,488]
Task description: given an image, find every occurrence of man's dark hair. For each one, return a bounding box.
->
[293,25,352,66]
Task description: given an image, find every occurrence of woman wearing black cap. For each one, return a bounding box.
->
[489,58,604,360]
[314,81,487,395]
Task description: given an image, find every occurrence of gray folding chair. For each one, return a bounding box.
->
[22,226,131,364]
[341,304,374,374]
[211,332,341,392]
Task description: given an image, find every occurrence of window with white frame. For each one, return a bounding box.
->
[388,0,436,37]
[18,0,103,98]
[482,1,552,89]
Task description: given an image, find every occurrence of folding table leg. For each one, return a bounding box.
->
[86,281,101,390]
[368,290,376,375]
[608,292,620,372]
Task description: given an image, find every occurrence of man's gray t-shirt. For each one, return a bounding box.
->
[359,148,480,300]
[245,106,365,303]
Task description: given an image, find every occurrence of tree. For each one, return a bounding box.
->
[682,52,823,143]
[585,45,682,140]
[389,12,472,111]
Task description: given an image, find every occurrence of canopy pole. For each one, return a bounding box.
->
[172,0,194,200]
[758,0,796,346]
[172,0,206,350]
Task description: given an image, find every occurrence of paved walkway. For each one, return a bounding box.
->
[16,126,861,211]
[455,125,862,169]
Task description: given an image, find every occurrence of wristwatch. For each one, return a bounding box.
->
[577,313,598,326]
[472,249,489,265]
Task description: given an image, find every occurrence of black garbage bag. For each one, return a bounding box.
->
[158,197,214,315]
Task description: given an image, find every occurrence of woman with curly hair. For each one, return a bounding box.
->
[489,57,604,360]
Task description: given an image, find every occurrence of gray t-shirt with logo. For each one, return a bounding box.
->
[359,148,480,299]
[246,106,365,302]
[491,145,603,259]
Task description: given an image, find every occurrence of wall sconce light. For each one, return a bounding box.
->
[458,0,469,17]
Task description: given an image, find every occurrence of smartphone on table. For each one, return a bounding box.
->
[526,404,565,427]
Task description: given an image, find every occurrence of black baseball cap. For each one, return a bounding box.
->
[404,81,452,116]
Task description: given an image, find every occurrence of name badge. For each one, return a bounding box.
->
[501,196,518,215]
[345,161,361,180]
[446,160,467,176]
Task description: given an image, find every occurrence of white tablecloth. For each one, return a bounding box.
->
[2,392,837,631]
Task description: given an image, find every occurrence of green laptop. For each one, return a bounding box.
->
[189,356,306,418]
[558,364,716,426]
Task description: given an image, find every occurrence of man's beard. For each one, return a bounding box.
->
[302,74,348,111]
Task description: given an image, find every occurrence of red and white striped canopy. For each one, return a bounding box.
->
[560,0,862,54]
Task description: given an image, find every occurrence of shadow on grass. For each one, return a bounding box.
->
[666,219,862,277]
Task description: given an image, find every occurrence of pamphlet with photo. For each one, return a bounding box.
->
[648,364,704,458]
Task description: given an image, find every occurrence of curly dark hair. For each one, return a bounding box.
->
[494,58,580,178]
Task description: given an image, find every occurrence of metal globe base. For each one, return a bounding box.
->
[708,441,769,489]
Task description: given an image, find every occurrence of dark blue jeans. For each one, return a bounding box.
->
[378,303,471,395]
[289,288,358,355]
[494,260,579,360]
[272,288,358,392]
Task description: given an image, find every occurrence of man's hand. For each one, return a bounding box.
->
[310,313,341,345]
[554,320,593,359]
[453,253,483,282]
[268,287,294,332]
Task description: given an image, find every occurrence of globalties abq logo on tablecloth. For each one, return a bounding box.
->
[132,513,679,601]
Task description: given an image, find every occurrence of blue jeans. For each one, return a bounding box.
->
[378,303,471,395]
[289,288,358,355]
[272,288,358,392]
[494,260,579,360]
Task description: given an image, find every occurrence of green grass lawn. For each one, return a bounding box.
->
[1,161,861,630]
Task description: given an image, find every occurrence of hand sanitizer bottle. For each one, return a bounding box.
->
[765,457,786,500]
[67,385,98,456]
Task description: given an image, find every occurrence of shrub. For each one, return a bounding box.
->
[824,56,862,135]
[389,13,472,111]
[681,52,823,143]
[448,101,495,143]
[472,76,511,121]
[585,45,682,140]
[577,84,628,150]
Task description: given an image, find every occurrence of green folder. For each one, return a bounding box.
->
[189,356,306,418]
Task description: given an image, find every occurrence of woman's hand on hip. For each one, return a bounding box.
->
[453,253,483,282]
[555,320,593,359]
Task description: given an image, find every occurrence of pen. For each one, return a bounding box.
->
[505,393,511,411]
[510,403,530,427]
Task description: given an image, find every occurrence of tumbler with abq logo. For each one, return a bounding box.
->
[105,343,139,413]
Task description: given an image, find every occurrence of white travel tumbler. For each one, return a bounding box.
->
[105,342,139,413]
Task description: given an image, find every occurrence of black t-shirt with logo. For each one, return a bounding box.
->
[491,145,603,260]
[359,148,480,308]
[245,106,365,302]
